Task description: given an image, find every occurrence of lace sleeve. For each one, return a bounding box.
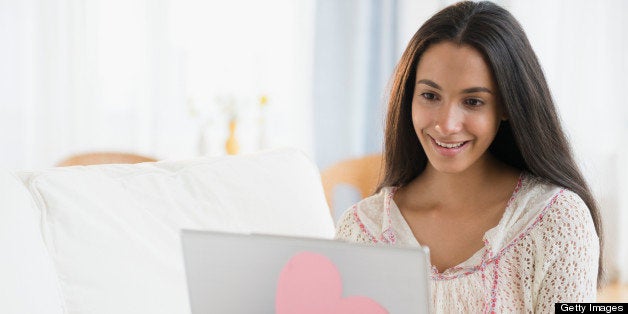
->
[534,190,599,312]
[334,206,376,244]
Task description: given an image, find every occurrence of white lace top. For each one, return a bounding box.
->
[335,173,599,313]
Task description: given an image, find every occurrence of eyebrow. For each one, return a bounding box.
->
[416,79,493,94]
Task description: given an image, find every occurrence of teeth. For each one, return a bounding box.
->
[435,139,464,149]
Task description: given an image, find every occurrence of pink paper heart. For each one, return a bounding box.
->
[275,251,388,314]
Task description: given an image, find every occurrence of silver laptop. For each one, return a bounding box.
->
[181,230,430,313]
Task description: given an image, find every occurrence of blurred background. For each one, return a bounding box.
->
[1,0,626,285]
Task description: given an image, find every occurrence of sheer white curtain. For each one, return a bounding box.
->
[0,0,186,168]
[0,0,314,169]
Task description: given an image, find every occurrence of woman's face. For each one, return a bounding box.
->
[411,41,505,174]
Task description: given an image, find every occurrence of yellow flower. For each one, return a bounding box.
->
[259,95,268,107]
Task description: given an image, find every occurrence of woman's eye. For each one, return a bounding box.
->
[421,93,437,101]
[464,98,484,106]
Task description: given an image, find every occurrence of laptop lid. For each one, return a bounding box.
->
[181,230,430,313]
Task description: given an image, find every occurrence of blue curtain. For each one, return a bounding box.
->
[313,0,399,170]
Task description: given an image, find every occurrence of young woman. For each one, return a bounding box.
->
[335,1,602,312]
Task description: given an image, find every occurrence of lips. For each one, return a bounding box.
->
[434,138,466,149]
[428,135,468,156]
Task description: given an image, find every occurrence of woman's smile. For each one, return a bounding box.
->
[428,135,469,157]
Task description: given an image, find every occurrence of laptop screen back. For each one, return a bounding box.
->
[181,230,430,313]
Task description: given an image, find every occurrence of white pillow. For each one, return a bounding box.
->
[17,148,334,314]
[0,170,63,314]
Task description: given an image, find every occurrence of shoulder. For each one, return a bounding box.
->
[513,171,597,239]
[535,188,598,246]
[518,178,599,270]
[507,174,594,233]
[334,187,394,243]
[495,173,598,259]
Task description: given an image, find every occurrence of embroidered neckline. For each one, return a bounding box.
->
[429,189,564,281]
[384,172,529,279]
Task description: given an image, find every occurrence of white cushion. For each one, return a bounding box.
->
[0,170,63,314]
[16,148,334,314]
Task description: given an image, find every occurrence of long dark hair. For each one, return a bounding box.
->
[378,1,603,284]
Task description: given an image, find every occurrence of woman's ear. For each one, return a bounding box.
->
[498,102,508,121]
[500,108,509,121]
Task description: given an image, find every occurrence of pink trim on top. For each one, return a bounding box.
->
[352,205,379,243]
[380,187,399,244]
[431,187,565,313]
[488,256,501,313]
[494,189,564,258]
[431,189,564,280]
[429,174,525,281]
[506,174,524,205]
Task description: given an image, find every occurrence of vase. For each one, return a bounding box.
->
[225,119,240,155]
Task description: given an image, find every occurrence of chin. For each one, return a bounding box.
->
[428,162,470,175]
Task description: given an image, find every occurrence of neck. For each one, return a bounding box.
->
[407,154,517,213]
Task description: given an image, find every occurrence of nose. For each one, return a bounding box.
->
[434,103,463,135]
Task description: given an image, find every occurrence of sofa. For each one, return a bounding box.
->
[0,148,336,314]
